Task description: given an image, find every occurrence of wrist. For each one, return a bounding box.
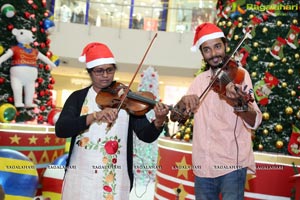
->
[154,120,165,128]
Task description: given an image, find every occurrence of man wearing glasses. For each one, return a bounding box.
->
[55,42,169,199]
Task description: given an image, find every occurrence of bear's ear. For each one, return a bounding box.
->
[12,28,18,36]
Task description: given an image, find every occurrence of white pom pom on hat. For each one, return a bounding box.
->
[78,42,116,69]
[191,22,225,52]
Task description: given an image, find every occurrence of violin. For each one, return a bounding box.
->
[96,81,186,121]
[212,57,254,111]
[212,57,245,95]
[96,81,158,116]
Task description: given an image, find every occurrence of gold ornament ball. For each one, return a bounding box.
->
[226,47,231,53]
[295,53,299,59]
[276,140,284,149]
[218,22,223,26]
[238,17,243,21]
[265,48,270,53]
[291,90,296,96]
[288,69,294,74]
[183,133,190,142]
[190,118,194,125]
[285,106,293,115]
[268,62,274,68]
[184,119,190,125]
[297,110,300,119]
[185,127,191,134]
[234,35,239,40]
[176,132,182,139]
[281,57,287,63]
[238,22,243,28]
[227,21,232,27]
[249,14,254,19]
[180,125,186,131]
[0,45,4,55]
[262,27,268,33]
[253,42,259,47]
[263,129,269,135]
[222,21,226,26]
[262,112,270,120]
[275,124,283,133]
[293,19,298,24]
[258,144,263,151]
[251,72,257,78]
[252,55,258,61]
[281,82,287,88]
[277,20,282,26]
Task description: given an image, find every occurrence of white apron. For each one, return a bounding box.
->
[61,87,130,200]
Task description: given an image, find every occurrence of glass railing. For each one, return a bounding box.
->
[52,0,217,33]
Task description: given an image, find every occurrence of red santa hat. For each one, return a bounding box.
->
[78,42,116,69]
[191,23,225,52]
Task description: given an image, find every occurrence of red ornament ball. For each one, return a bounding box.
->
[37,77,43,84]
[32,4,38,10]
[46,51,53,58]
[39,90,45,97]
[0,77,5,84]
[33,41,39,47]
[44,65,51,71]
[49,77,55,84]
[7,97,14,103]
[47,108,61,125]
[47,84,53,90]
[40,105,46,111]
[7,24,14,31]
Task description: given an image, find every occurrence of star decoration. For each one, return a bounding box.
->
[173,184,188,200]
[245,173,256,190]
[28,135,38,144]
[176,156,191,179]
[9,134,21,144]
[157,153,161,166]
[44,135,51,144]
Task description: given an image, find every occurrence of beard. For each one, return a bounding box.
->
[205,55,224,70]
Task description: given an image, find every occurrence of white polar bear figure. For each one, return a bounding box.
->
[0,28,57,108]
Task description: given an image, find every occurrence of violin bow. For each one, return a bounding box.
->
[198,29,252,102]
[116,33,158,113]
[106,33,158,130]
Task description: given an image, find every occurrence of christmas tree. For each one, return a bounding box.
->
[0,1,58,124]
[132,66,161,196]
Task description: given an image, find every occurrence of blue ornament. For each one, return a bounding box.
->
[52,153,68,165]
[0,149,39,199]
[43,18,55,33]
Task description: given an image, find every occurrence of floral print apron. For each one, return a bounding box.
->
[61,87,130,200]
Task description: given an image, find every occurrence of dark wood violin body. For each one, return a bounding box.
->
[96,82,156,116]
[212,58,245,95]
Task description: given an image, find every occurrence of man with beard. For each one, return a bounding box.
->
[170,23,262,200]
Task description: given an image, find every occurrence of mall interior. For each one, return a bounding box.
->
[49,0,217,111]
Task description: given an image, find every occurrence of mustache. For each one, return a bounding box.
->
[208,55,222,62]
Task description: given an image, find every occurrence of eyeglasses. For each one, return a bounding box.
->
[92,67,116,76]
